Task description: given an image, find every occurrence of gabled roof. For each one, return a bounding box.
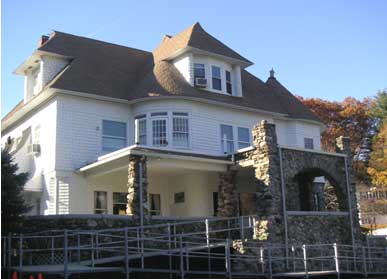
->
[2,24,322,126]
[153,22,252,65]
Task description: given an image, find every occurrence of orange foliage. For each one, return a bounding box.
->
[298,97,371,152]
[367,121,387,188]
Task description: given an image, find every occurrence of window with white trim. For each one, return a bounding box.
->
[212,66,222,90]
[226,70,232,94]
[220,124,234,154]
[172,112,189,148]
[194,63,205,80]
[94,191,107,214]
[304,138,314,149]
[102,120,127,152]
[32,125,41,144]
[149,193,161,216]
[237,127,250,149]
[113,192,127,215]
[151,112,168,147]
[135,114,147,145]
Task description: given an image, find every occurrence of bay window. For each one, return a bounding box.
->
[237,127,250,149]
[212,66,222,90]
[135,114,147,145]
[220,124,234,154]
[151,112,168,147]
[102,120,127,152]
[304,138,314,149]
[172,112,189,148]
[226,70,232,94]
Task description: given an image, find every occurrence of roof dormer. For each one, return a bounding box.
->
[14,35,70,103]
[153,23,251,97]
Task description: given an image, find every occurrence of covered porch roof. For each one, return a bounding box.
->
[78,145,234,177]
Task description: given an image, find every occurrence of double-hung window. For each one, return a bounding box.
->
[113,192,127,215]
[149,193,161,216]
[194,63,205,83]
[212,66,222,90]
[135,114,147,145]
[151,112,168,147]
[102,120,127,152]
[304,138,314,149]
[94,191,107,214]
[226,70,232,94]
[172,112,189,148]
[237,127,250,149]
[220,124,234,154]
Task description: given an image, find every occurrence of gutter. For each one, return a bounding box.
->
[78,145,233,173]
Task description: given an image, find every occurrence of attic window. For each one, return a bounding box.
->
[212,66,221,91]
[194,63,205,79]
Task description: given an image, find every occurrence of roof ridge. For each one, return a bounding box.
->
[47,31,152,55]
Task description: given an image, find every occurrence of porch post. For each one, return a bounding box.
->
[251,120,284,242]
[217,169,238,217]
[126,155,148,219]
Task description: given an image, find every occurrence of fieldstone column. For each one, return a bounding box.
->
[217,170,238,217]
[252,120,282,216]
[335,136,362,243]
[251,120,284,242]
[126,155,148,217]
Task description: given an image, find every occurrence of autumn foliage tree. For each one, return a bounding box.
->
[367,90,387,189]
[298,96,373,153]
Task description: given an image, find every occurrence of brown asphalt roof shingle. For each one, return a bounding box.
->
[153,22,252,64]
[3,24,321,124]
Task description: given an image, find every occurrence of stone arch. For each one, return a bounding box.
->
[293,167,345,212]
[281,148,350,212]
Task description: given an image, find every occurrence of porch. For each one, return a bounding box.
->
[78,146,236,218]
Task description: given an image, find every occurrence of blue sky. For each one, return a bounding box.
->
[2,0,387,116]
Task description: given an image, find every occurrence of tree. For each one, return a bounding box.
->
[367,90,387,189]
[1,150,30,232]
[367,121,387,188]
[298,96,373,153]
[369,90,387,124]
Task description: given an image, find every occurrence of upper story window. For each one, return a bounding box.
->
[194,63,205,80]
[172,112,189,149]
[151,112,168,147]
[32,125,41,144]
[220,124,234,154]
[31,66,41,94]
[212,66,222,91]
[226,70,232,94]
[102,120,127,152]
[135,115,147,145]
[304,138,314,149]
[237,127,250,149]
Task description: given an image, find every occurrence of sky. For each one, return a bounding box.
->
[2,0,387,116]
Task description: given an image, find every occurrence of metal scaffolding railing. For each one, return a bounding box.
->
[1,215,387,279]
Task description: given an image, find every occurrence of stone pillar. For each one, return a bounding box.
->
[126,155,148,217]
[335,136,362,243]
[251,120,284,242]
[217,169,238,217]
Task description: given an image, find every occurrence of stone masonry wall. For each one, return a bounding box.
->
[126,155,148,216]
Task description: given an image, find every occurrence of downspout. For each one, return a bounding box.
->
[278,147,289,266]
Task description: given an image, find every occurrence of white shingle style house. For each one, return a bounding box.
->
[2,23,325,217]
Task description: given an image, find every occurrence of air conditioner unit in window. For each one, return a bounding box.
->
[195,78,207,88]
[27,144,41,155]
